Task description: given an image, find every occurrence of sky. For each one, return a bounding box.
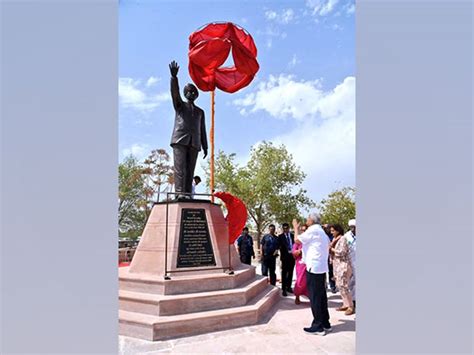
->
[119,0,355,203]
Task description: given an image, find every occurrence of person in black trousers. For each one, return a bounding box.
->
[278,222,295,296]
[236,227,255,265]
[293,213,331,336]
[260,224,279,286]
[323,224,337,293]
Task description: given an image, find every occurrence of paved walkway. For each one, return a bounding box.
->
[120,258,355,354]
[119,290,355,354]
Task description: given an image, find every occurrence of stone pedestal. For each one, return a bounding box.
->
[119,200,279,341]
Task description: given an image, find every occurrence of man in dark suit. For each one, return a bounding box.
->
[323,224,337,293]
[236,227,255,265]
[169,61,208,199]
[260,224,279,286]
[279,222,295,296]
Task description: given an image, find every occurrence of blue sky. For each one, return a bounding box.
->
[119,0,355,202]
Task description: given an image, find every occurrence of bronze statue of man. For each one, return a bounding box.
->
[169,60,208,199]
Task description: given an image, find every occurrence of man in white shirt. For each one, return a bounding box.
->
[293,212,331,336]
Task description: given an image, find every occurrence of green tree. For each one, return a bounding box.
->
[208,142,313,241]
[118,148,175,238]
[118,155,147,237]
[318,186,356,229]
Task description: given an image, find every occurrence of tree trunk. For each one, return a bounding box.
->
[256,221,262,259]
[156,183,161,203]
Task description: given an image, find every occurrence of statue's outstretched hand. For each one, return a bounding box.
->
[169,61,179,77]
[203,149,208,159]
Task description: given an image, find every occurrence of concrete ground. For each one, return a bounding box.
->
[119,259,355,354]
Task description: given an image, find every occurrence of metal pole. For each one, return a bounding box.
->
[227,224,234,275]
[228,241,233,274]
[210,90,215,203]
[164,192,170,280]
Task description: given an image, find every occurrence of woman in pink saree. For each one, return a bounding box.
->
[292,225,309,304]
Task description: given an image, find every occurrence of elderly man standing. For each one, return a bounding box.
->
[293,212,331,335]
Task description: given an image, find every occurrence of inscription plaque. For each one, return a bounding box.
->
[176,208,216,268]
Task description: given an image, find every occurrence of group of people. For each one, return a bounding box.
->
[236,213,356,336]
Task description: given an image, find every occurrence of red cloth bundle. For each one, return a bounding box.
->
[188,22,259,93]
[213,191,248,244]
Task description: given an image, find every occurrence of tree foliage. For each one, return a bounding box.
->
[118,155,147,237]
[143,148,174,204]
[208,142,314,240]
[318,186,356,229]
[118,149,174,238]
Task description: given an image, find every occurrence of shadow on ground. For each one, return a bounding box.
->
[259,291,355,333]
[272,292,345,309]
[332,318,356,332]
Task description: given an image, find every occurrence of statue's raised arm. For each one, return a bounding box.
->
[169,60,183,110]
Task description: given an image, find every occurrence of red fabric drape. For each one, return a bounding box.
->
[213,191,248,244]
[188,22,259,93]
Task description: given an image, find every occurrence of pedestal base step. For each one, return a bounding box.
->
[119,266,256,295]
[120,276,268,316]
[119,285,280,341]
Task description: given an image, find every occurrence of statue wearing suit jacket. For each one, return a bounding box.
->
[169,61,208,199]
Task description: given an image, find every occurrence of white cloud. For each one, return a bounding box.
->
[145,76,160,87]
[119,77,168,112]
[154,92,169,102]
[234,75,355,201]
[234,75,355,121]
[257,26,287,50]
[288,54,301,68]
[257,27,287,39]
[331,23,343,31]
[321,0,339,15]
[345,2,355,15]
[264,8,296,24]
[273,110,355,201]
[233,75,322,120]
[265,10,277,20]
[306,0,340,17]
[122,143,151,161]
[257,27,279,37]
[256,25,287,49]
